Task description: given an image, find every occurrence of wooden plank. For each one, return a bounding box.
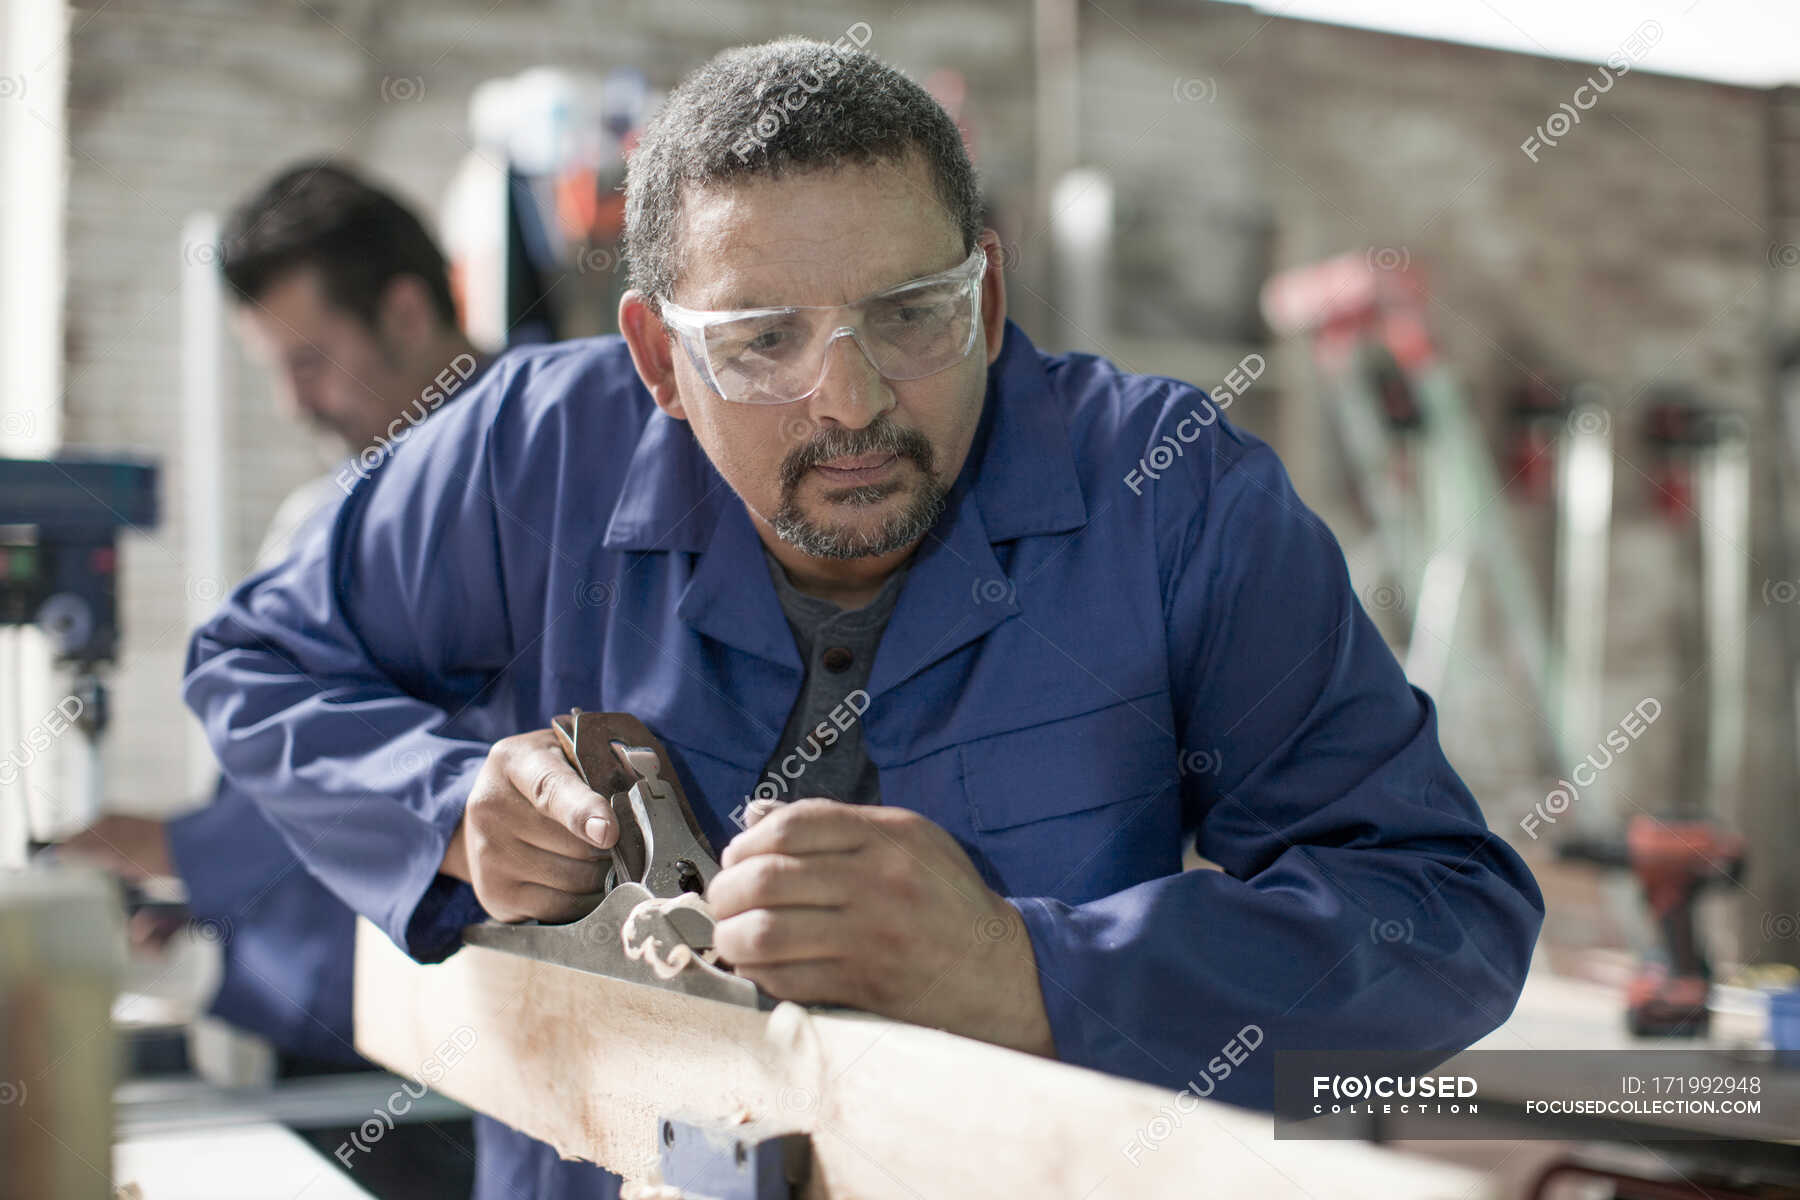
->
[354,918,1489,1198]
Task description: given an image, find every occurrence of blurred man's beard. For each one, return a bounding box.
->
[770,417,945,559]
[300,408,353,445]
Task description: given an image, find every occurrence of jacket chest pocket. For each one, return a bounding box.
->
[956,691,1183,901]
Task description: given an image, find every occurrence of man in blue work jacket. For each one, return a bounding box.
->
[185,39,1543,1199]
[68,161,484,1079]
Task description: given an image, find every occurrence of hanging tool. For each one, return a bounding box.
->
[1259,254,1578,775]
[464,710,771,1010]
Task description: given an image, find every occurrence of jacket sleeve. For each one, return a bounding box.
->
[164,777,306,917]
[180,368,521,963]
[1009,426,1543,1107]
[165,778,363,1062]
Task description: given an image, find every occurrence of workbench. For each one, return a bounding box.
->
[352,916,1509,1198]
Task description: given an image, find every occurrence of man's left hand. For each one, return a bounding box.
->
[709,798,1055,1056]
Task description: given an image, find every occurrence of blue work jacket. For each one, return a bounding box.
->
[165,776,363,1066]
[184,319,1543,1199]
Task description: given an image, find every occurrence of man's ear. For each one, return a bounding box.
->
[619,290,689,421]
[977,229,1009,367]
[376,275,440,357]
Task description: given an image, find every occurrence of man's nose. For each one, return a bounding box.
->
[806,328,892,428]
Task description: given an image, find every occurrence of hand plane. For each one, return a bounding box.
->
[463,709,771,1010]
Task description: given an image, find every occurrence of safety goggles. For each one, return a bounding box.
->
[657,246,986,405]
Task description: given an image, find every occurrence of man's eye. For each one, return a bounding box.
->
[874,299,947,328]
[718,317,804,359]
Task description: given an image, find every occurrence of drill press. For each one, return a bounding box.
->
[0,454,156,1200]
[0,455,158,848]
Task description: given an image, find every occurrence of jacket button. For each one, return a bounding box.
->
[821,645,854,672]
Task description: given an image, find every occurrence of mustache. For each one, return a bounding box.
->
[780,420,934,490]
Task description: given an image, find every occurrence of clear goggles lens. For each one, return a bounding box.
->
[661,247,985,405]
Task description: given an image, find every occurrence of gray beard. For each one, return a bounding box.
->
[770,471,948,559]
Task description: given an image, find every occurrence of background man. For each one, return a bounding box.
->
[65,161,483,1196]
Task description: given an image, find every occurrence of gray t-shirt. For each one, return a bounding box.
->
[752,546,910,809]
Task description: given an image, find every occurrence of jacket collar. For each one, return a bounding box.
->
[599,320,1090,695]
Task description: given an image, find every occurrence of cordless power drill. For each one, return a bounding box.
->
[1560,813,1747,1037]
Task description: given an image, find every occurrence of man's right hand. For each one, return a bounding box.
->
[441,729,620,923]
[58,814,175,882]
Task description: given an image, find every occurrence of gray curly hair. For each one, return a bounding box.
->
[624,37,982,310]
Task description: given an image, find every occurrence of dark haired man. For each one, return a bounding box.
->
[219,161,482,473]
[65,161,483,1088]
[187,42,1541,1199]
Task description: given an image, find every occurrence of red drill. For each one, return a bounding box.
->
[1560,813,1748,1037]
